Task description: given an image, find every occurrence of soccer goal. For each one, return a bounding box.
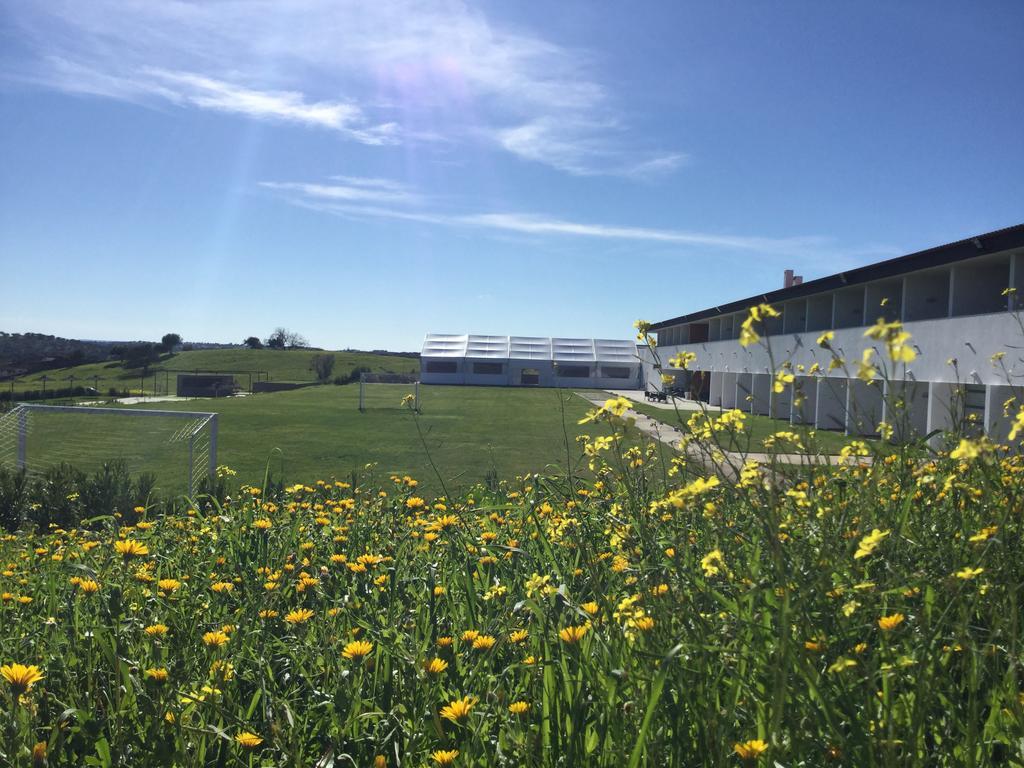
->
[0,404,218,496]
[358,372,420,412]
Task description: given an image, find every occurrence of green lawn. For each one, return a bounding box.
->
[8,348,419,395]
[5,385,636,495]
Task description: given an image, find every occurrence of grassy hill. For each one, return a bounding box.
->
[6,348,419,396]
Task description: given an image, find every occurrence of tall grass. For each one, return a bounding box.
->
[1,316,1023,766]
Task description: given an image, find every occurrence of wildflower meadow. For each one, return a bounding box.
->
[2,315,1024,767]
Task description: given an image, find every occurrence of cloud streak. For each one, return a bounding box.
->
[5,0,681,174]
[260,177,888,262]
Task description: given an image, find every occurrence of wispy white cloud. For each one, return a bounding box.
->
[146,70,398,144]
[259,178,418,205]
[5,0,681,175]
[495,118,685,177]
[260,177,882,261]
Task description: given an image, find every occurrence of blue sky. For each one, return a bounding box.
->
[1,1,1021,352]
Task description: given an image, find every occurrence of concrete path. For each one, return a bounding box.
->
[603,388,722,412]
[576,391,867,469]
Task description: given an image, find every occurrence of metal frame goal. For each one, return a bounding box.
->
[358,373,420,412]
[0,404,218,496]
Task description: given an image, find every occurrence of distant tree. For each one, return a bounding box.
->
[244,336,263,350]
[265,328,308,349]
[310,353,336,383]
[159,333,182,353]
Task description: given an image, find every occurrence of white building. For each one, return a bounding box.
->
[421,334,641,388]
[644,223,1024,440]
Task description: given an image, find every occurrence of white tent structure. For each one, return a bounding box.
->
[421,333,641,388]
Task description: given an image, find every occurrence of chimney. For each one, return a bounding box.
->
[784,269,794,288]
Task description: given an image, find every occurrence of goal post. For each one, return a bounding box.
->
[358,373,420,413]
[0,404,218,496]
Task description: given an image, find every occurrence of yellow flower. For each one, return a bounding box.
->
[285,608,315,624]
[342,640,373,661]
[816,331,834,346]
[258,609,279,619]
[472,635,496,651]
[950,438,988,461]
[252,519,272,530]
[969,526,998,543]
[509,629,529,643]
[1,663,44,695]
[77,579,101,595]
[828,657,857,674]
[157,579,181,592]
[669,351,697,369]
[733,739,768,761]
[1008,407,1024,441]
[145,667,169,682]
[432,750,459,765]
[210,581,234,593]
[955,567,984,580]
[632,615,655,633]
[773,370,794,394]
[440,696,477,724]
[878,613,905,631]
[114,539,149,558]
[145,623,169,637]
[855,348,877,382]
[235,732,263,749]
[558,624,590,644]
[425,657,449,675]
[581,601,600,615]
[32,741,47,766]
[854,528,890,559]
[864,318,916,363]
[508,701,530,715]
[202,630,230,647]
[700,548,726,577]
[374,756,387,768]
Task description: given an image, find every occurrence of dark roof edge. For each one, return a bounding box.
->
[650,223,1024,330]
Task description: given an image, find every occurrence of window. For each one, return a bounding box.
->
[556,365,590,378]
[601,366,631,379]
[472,362,503,375]
[425,361,458,374]
[520,368,540,385]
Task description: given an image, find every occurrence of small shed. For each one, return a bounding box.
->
[176,374,236,397]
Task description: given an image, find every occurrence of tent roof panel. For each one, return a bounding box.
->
[422,334,635,364]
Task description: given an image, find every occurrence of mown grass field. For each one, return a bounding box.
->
[1,394,1020,766]
[8,348,419,395]
[5,386,640,494]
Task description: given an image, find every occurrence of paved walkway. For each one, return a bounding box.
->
[603,388,721,412]
[576,391,867,470]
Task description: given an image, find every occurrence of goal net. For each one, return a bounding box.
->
[0,404,218,496]
[358,373,420,412]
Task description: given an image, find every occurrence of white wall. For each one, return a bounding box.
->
[650,312,1024,387]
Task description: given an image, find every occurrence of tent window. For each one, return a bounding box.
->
[556,365,590,378]
[520,368,540,385]
[426,361,458,374]
[601,366,631,379]
[473,362,503,375]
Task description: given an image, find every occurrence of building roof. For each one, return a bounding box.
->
[422,334,638,363]
[650,222,1024,330]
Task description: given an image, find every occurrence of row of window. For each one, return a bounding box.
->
[423,361,634,378]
